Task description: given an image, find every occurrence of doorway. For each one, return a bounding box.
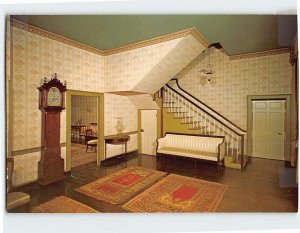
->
[66,91,104,172]
[70,95,98,168]
[141,110,157,156]
[247,95,291,162]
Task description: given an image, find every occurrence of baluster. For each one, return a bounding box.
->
[235,134,239,159]
[179,96,181,118]
[203,113,207,134]
[200,112,202,131]
[167,89,170,108]
[176,94,180,117]
[231,131,234,159]
[224,127,228,156]
[197,112,200,130]
[170,89,172,108]
[184,100,187,123]
[208,115,211,135]
[171,91,174,113]
[192,105,195,129]
[165,88,167,105]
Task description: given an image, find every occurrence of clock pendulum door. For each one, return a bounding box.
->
[38,111,65,185]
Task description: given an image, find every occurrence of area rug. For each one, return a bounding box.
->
[75,166,167,205]
[32,196,98,213]
[122,174,228,212]
[71,143,97,168]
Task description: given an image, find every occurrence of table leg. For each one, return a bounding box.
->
[105,142,107,160]
[124,141,127,160]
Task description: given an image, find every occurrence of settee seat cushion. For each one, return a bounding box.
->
[157,146,218,161]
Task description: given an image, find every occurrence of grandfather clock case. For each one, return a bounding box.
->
[38,74,66,185]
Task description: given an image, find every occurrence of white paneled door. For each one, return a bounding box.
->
[141,110,157,156]
[252,100,286,160]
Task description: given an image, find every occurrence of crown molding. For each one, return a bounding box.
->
[104,27,209,56]
[10,18,290,60]
[229,47,291,60]
[11,19,106,56]
[10,19,209,56]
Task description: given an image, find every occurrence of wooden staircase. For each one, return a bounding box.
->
[161,79,247,170]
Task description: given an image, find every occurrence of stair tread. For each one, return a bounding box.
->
[164,106,182,108]
[188,125,207,128]
[168,111,187,113]
[180,121,202,124]
[174,116,193,119]
[197,131,215,134]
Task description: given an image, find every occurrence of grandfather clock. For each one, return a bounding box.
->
[38,73,66,185]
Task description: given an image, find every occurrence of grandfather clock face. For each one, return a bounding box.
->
[47,87,62,107]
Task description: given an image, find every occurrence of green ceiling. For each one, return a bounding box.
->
[12,15,297,55]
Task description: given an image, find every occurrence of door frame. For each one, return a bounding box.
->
[247,95,291,163]
[66,90,104,172]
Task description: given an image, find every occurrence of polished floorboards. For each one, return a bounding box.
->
[15,153,298,212]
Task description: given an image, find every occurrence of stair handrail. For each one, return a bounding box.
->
[164,84,244,137]
[169,79,247,134]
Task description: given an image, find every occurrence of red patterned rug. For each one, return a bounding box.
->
[32,196,98,213]
[122,174,227,212]
[75,166,167,205]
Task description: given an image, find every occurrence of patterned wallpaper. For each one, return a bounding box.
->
[132,35,205,93]
[71,95,98,125]
[104,93,138,158]
[11,27,105,151]
[128,94,160,110]
[6,17,11,153]
[176,48,293,130]
[9,27,105,186]
[104,93,137,135]
[104,38,183,92]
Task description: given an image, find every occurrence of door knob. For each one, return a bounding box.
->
[278,133,283,135]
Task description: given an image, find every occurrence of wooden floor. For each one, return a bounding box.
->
[14,153,298,213]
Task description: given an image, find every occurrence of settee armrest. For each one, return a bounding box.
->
[218,139,226,161]
[156,138,166,150]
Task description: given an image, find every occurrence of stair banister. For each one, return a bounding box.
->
[162,83,247,170]
[169,79,246,134]
[165,84,244,137]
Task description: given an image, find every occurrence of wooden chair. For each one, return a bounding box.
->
[6,157,31,212]
[85,129,97,152]
[86,139,97,152]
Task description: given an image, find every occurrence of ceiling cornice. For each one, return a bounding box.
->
[10,19,209,56]
[10,18,291,60]
[11,19,105,56]
[105,27,209,56]
[229,47,291,60]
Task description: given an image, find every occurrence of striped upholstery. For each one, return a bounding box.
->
[157,134,225,162]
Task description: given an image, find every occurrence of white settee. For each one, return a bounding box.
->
[156,133,225,170]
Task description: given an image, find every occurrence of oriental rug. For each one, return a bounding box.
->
[75,166,167,205]
[32,196,98,213]
[122,174,227,212]
[71,143,97,168]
